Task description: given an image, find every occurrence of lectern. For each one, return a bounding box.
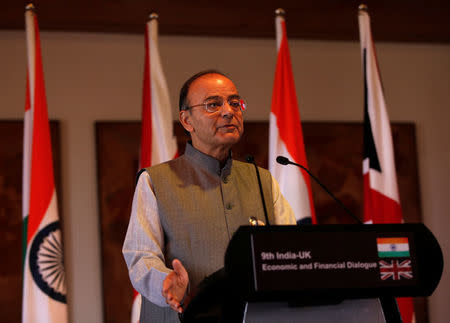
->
[226,224,443,323]
[183,223,443,323]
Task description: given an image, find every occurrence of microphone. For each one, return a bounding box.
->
[275,156,290,165]
[276,156,362,224]
[246,155,271,226]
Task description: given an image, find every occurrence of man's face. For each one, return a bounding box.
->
[180,74,244,158]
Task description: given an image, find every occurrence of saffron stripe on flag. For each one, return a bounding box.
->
[377,237,409,244]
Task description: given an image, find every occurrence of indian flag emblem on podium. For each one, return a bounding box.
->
[377,237,410,257]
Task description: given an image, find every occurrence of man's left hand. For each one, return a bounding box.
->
[162,259,189,313]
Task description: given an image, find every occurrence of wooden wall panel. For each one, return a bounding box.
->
[96,121,426,323]
[0,120,62,323]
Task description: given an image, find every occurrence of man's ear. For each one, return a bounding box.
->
[179,110,194,133]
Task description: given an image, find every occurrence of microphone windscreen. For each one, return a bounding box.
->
[245,155,255,163]
[276,156,290,165]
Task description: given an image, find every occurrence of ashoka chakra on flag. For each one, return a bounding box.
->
[29,221,67,303]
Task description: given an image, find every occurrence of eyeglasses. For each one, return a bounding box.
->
[183,95,247,113]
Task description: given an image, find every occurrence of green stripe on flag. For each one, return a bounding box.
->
[378,251,410,258]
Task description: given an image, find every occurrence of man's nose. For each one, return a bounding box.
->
[221,101,235,117]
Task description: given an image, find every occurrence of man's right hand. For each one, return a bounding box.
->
[162,259,189,313]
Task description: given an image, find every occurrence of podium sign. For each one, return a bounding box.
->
[225,224,442,302]
[252,230,417,292]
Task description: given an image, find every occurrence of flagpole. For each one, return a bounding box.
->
[25,3,36,111]
[23,3,36,227]
[269,7,317,224]
[274,8,285,50]
[144,11,178,165]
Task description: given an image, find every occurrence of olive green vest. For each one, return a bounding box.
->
[140,143,274,322]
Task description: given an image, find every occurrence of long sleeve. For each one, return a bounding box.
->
[271,174,297,225]
[122,171,171,307]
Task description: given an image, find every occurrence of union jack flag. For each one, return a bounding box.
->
[379,260,413,280]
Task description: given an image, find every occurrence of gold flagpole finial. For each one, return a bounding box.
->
[358,4,368,12]
[25,3,35,11]
[275,8,286,18]
[149,12,159,21]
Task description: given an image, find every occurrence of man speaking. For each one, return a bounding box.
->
[123,70,296,322]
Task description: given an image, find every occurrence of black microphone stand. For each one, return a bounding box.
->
[246,155,271,226]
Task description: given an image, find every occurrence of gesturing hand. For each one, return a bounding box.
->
[162,259,189,313]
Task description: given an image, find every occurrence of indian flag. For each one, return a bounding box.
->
[131,13,178,323]
[268,9,317,225]
[377,238,410,258]
[22,5,68,322]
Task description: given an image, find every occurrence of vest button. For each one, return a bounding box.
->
[226,203,233,210]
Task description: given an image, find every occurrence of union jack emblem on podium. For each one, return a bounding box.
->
[379,259,413,280]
